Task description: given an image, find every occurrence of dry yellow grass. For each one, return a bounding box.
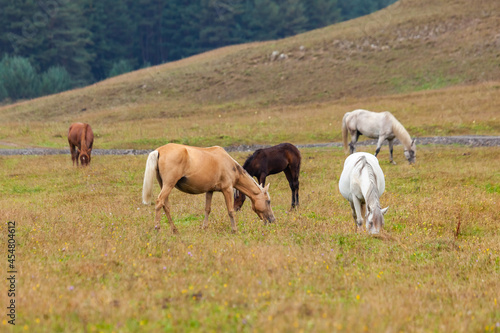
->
[0,81,499,149]
[0,0,499,331]
[0,0,499,149]
[0,145,499,332]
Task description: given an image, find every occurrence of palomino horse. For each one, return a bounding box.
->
[142,143,276,234]
[342,109,416,164]
[234,143,301,211]
[339,152,388,234]
[68,123,94,166]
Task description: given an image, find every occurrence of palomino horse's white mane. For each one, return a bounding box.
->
[229,155,268,202]
[388,112,412,150]
[228,155,265,190]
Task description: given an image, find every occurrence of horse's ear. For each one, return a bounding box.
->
[264,183,270,192]
[381,207,389,215]
[411,138,416,146]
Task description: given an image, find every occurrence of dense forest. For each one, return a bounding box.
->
[0,0,396,102]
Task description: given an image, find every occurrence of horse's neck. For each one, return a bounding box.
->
[390,116,412,149]
[235,173,261,199]
[243,157,257,176]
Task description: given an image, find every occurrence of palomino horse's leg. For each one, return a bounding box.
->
[221,188,237,233]
[201,191,213,229]
[388,139,396,165]
[155,185,178,234]
[284,168,299,209]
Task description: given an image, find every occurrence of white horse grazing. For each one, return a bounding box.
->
[342,109,416,164]
[339,152,388,234]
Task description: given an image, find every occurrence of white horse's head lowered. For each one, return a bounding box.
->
[366,205,389,234]
[404,138,417,164]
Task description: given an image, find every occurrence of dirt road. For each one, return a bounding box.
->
[0,136,498,156]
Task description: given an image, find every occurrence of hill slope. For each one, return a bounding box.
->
[0,0,499,148]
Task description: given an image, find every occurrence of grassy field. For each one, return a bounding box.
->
[0,145,499,332]
[1,0,499,149]
[1,0,499,331]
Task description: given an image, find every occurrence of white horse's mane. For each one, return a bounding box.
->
[387,112,412,150]
[355,157,380,209]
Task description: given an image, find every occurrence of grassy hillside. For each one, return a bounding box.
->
[0,0,499,149]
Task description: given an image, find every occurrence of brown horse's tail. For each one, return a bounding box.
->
[341,113,350,154]
[142,150,159,205]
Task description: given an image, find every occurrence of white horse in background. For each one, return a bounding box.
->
[342,109,416,164]
[339,152,388,234]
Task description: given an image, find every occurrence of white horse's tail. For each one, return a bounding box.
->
[142,150,159,204]
[341,112,350,154]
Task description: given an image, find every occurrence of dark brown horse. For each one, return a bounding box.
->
[234,143,301,211]
[68,123,94,166]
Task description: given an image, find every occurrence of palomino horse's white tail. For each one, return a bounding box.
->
[341,112,350,154]
[142,150,159,204]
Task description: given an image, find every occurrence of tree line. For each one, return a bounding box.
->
[0,0,396,102]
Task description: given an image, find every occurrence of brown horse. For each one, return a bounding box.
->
[142,143,276,234]
[234,143,301,211]
[68,123,94,166]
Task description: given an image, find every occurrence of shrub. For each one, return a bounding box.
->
[0,55,39,99]
[0,82,7,102]
[40,66,74,95]
[108,59,134,78]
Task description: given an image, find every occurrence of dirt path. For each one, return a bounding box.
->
[0,136,499,156]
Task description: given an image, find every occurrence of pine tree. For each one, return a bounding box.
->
[83,0,136,80]
[245,0,281,41]
[36,1,95,84]
[275,0,308,38]
[0,0,42,60]
[304,0,341,30]
[197,0,246,51]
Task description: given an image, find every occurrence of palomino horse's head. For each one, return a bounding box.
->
[404,138,417,164]
[366,205,389,234]
[251,183,276,224]
[80,151,91,166]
